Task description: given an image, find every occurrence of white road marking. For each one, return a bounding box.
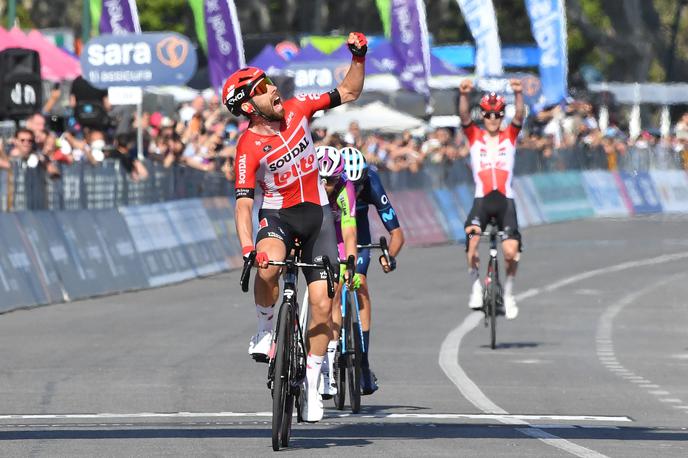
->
[0,412,632,422]
[595,272,688,416]
[440,251,688,458]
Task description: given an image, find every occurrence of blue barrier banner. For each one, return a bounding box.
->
[91,209,150,290]
[26,212,96,301]
[617,172,663,214]
[161,199,228,276]
[202,197,243,269]
[649,171,688,213]
[530,172,594,222]
[15,212,67,304]
[53,210,136,298]
[512,176,545,226]
[0,214,52,310]
[120,204,197,286]
[388,190,448,246]
[432,189,466,242]
[454,184,475,216]
[581,171,630,217]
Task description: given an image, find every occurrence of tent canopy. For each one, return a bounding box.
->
[0,27,81,81]
[248,44,286,74]
[311,101,426,134]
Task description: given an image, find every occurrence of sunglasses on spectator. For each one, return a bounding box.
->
[482,111,504,120]
[251,76,274,97]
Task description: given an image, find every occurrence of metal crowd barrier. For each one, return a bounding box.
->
[376,145,686,191]
[1,159,232,212]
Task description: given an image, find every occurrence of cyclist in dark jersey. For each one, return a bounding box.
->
[342,147,404,394]
[225,32,368,423]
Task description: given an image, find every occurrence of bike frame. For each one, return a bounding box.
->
[341,283,366,354]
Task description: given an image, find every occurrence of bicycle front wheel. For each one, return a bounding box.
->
[488,277,497,350]
[272,301,291,451]
[333,343,346,410]
[347,292,362,413]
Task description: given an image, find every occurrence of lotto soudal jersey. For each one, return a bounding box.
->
[463,122,521,198]
[234,92,339,209]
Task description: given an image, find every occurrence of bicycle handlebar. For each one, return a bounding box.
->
[240,252,335,298]
[240,251,255,292]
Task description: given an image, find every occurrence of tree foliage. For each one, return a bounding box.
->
[8,0,687,83]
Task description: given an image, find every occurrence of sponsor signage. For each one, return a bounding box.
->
[286,61,349,94]
[108,86,143,105]
[81,32,197,88]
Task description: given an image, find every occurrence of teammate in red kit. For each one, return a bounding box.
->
[224,32,367,422]
[459,78,525,320]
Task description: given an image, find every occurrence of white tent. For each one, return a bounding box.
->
[311,101,426,134]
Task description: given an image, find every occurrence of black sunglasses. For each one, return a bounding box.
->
[482,111,504,120]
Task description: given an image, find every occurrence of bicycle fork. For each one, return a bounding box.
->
[341,286,366,354]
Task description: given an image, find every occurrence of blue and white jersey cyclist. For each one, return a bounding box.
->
[341,147,405,395]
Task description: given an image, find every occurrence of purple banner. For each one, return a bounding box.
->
[390,0,431,98]
[100,0,141,35]
[205,0,246,89]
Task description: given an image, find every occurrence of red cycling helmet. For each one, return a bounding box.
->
[479,92,506,114]
[222,67,271,116]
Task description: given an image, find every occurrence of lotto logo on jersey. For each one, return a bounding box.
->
[259,218,268,229]
[267,136,311,172]
[295,93,322,102]
[274,155,316,186]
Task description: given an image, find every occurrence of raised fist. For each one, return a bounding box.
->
[348,32,368,58]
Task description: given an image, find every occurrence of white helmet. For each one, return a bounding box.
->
[316,145,344,178]
[341,147,367,182]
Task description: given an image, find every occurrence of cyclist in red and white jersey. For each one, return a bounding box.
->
[459,78,524,319]
[225,32,367,422]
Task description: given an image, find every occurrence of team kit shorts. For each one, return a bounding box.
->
[256,202,340,284]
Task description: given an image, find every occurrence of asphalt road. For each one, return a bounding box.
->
[0,216,687,457]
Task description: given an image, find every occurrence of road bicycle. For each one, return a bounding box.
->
[333,237,391,413]
[469,222,505,350]
[241,244,335,451]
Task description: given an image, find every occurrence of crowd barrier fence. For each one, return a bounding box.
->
[2,168,688,313]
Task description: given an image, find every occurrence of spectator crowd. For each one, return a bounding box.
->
[2,76,688,185]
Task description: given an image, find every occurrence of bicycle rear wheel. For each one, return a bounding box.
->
[347,292,362,413]
[272,301,291,451]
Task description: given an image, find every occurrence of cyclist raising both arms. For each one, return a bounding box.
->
[342,147,404,394]
[225,32,367,422]
[458,78,525,320]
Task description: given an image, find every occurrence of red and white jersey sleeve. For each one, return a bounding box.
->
[233,93,334,209]
[462,122,521,198]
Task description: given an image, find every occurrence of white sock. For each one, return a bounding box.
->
[504,276,515,297]
[468,267,480,282]
[256,304,274,333]
[306,353,324,390]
